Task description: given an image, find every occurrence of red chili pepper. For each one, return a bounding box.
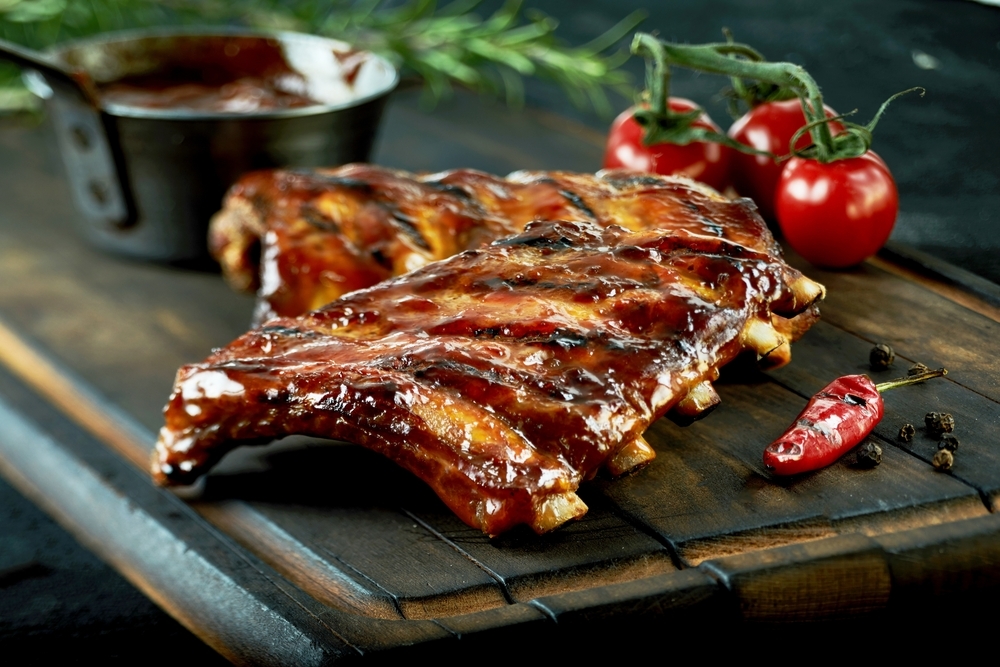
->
[764,368,947,476]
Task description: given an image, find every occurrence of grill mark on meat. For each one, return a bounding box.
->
[382,205,431,250]
[495,232,575,250]
[259,325,317,338]
[601,173,668,189]
[370,247,392,269]
[698,216,726,237]
[558,189,598,221]
[250,192,272,219]
[289,170,374,194]
[530,176,559,186]
[470,276,539,291]
[422,180,475,200]
[398,358,616,413]
[469,276,649,304]
[301,205,340,233]
[469,328,590,349]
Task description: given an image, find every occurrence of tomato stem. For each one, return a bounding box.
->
[632,34,835,160]
[629,34,782,158]
[722,28,797,117]
[631,33,928,164]
[863,86,926,134]
[634,33,671,117]
[787,110,861,159]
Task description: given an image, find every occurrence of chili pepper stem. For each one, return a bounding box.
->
[875,368,947,393]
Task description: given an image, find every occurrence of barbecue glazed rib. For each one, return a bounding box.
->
[210,165,800,322]
[157,196,825,536]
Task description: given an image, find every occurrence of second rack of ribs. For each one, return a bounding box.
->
[210,165,813,323]
[156,217,824,537]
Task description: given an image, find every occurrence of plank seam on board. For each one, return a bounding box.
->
[317,546,407,619]
[694,560,732,589]
[819,317,1000,409]
[429,618,460,638]
[179,501,371,648]
[194,500,406,621]
[594,498,688,570]
[400,508,517,605]
[524,599,559,623]
[673,515,838,567]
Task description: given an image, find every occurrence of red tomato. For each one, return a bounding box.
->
[603,98,731,192]
[775,151,898,268]
[728,99,843,220]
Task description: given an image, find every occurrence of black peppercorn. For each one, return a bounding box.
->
[932,449,954,471]
[898,423,915,443]
[855,441,882,468]
[938,434,959,452]
[869,343,895,371]
[925,412,956,437]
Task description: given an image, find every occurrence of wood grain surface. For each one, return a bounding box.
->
[0,87,998,661]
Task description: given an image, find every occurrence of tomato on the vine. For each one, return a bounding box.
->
[775,151,898,268]
[728,99,844,220]
[603,98,731,192]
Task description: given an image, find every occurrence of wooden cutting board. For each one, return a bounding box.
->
[1,90,999,664]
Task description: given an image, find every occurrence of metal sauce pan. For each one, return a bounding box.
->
[8,28,398,261]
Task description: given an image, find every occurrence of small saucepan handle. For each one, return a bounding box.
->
[0,37,131,230]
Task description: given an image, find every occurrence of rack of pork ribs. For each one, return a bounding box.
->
[155,166,825,536]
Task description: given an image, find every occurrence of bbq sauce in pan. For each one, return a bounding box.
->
[97,37,367,112]
[99,74,317,112]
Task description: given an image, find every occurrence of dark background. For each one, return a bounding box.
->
[1,0,997,661]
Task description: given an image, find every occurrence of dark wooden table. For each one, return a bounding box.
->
[2,1,1000,660]
[1,83,999,664]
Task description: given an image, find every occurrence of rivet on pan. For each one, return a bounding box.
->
[71,125,91,150]
[88,180,108,204]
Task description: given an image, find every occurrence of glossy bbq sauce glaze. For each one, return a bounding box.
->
[97,36,369,112]
[158,177,827,536]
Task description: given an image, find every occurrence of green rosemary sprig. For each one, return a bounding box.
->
[0,0,642,115]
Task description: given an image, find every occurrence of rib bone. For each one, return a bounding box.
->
[741,318,788,359]
[668,381,722,426]
[606,435,657,477]
[532,492,589,534]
